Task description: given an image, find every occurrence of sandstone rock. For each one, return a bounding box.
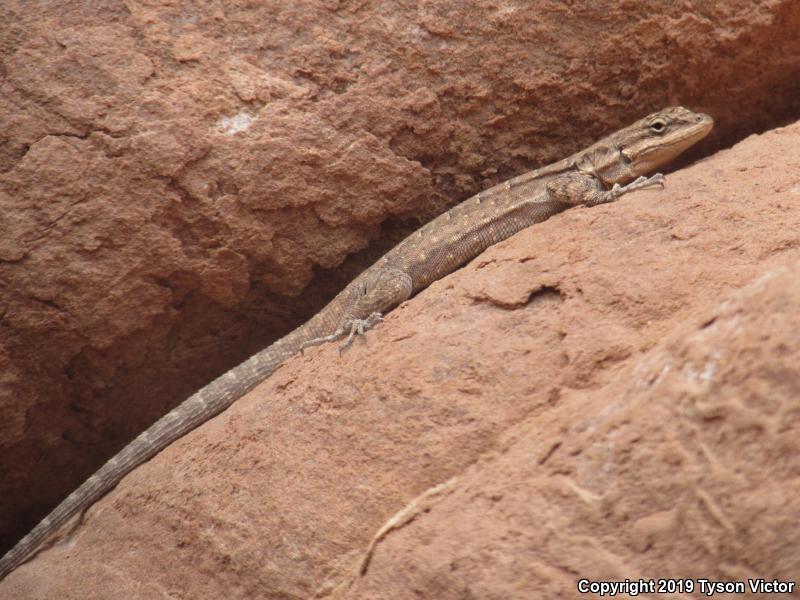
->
[2,109,798,597]
[3,0,800,584]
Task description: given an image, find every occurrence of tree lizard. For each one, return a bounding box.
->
[0,106,713,580]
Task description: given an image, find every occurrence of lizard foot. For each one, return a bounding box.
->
[299,312,384,354]
[338,312,383,352]
[610,173,665,199]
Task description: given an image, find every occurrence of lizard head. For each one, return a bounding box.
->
[614,106,714,178]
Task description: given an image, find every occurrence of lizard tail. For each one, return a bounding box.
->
[0,320,319,580]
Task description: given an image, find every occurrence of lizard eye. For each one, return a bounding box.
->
[649,119,668,134]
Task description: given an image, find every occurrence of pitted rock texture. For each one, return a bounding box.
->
[2,0,800,571]
[1,112,799,597]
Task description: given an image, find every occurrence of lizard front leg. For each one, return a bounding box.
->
[546,171,665,207]
[301,266,413,352]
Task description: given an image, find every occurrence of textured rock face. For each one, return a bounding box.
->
[1,0,800,587]
[2,111,799,597]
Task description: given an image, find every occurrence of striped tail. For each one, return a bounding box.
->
[0,322,313,580]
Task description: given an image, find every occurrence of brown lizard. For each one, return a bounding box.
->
[0,106,712,580]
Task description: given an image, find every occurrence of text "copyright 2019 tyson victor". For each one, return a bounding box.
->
[577,578,796,596]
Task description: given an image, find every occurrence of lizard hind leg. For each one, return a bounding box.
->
[300,266,412,353]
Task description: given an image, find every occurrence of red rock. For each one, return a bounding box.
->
[2,0,800,595]
[2,110,799,597]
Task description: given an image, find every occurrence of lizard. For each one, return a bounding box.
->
[0,106,713,580]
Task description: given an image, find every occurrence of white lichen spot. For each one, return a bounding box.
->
[218,111,252,135]
[654,364,672,386]
[408,24,430,41]
[699,359,716,382]
[748,269,779,292]
[682,355,717,385]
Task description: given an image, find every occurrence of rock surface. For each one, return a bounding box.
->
[3,1,800,555]
[2,109,799,597]
[2,0,800,559]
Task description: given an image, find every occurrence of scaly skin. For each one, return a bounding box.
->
[0,106,712,580]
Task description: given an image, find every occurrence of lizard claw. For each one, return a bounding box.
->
[300,329,345,354]
[610,173,665,202]
[626,173,665,192]
[300,312,384,354]
[338,312,384,353]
